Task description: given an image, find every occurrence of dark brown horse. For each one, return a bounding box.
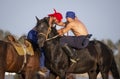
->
[35,17,120,79]
[0,36,41,79]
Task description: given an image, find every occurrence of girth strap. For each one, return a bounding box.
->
[18,44,27,73]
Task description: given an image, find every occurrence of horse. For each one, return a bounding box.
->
[0,35,41,79]
[35,17,120,79]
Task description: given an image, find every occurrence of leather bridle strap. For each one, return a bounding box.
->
[38,32,59,41]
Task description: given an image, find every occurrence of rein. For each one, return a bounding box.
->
[38,33,59,41]
[38,23,59,41]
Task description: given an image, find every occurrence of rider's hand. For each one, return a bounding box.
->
[57,29,64,36]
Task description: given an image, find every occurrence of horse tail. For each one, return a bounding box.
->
[95,40,120,79]
[110,58,120,79]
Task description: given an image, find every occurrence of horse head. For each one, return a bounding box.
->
[35,17,58,47]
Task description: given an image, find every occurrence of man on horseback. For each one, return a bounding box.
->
[48,9,63,27]
[27,9,63,74]
[57,11,91,63]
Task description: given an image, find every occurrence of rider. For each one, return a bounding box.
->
[57,11,90,63]
[48,9,64,27]
[27,9,63,72]
[27,9,63,48]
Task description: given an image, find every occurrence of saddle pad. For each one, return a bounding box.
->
[12,41,34,56]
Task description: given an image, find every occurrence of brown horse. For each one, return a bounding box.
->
[0,36,41,79]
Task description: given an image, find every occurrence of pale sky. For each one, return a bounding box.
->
[0,0,120,43]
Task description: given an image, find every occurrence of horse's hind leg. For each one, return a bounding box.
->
[100,66,109,79]
[88,71,99,79]
[101,71,109,79]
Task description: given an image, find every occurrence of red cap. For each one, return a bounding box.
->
[48,9,63,22]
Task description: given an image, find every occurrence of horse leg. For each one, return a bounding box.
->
[0,59,5,79]
[88,71,99,79]
[49,72,57,79]
[21,74,25,79]
[24,69,35,79]
[100,65,109,79]
[0,71,5,79]
[101,71,109,79]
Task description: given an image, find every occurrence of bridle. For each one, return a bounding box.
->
[38,24,59,41]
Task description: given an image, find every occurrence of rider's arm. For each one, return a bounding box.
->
[57,21,66,27]
[57,23,72,35]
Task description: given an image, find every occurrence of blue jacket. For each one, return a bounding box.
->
[27,30,38,45]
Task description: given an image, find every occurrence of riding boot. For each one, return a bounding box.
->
[62,45,77,63]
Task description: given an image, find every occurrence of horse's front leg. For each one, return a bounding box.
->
[0,69,5,79]
[0,61,5,79]
[49,72,57,79]
[25,69,35,79]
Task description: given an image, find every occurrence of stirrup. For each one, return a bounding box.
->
[70,59,77,63]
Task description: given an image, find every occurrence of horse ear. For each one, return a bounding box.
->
[35,16,39,23]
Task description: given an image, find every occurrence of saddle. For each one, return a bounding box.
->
[5,35,34,56]
[81,34,92,48]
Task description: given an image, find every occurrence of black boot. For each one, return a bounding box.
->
[62,45,77,63]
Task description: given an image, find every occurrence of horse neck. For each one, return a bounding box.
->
[43,39,65,58]
[44,39,59,51]
[43,39,69,72]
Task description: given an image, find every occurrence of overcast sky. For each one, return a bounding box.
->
[0,0,120,43]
